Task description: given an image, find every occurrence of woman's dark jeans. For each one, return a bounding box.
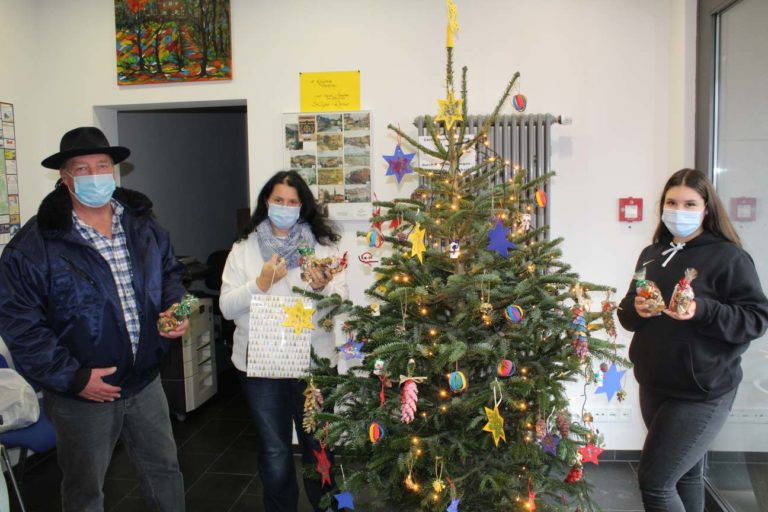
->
[238,372,331,512]
[638,386,737,512]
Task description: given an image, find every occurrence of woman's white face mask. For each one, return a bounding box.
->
[662,209,703,238]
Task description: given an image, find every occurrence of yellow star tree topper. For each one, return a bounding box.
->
[283,299,315,335]
[435,90,463,131]
[408,223,427,263]
[482,404,506,446]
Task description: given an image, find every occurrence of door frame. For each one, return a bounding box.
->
[695,0,744,179]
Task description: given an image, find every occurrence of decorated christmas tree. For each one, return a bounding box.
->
[303,2,630,510]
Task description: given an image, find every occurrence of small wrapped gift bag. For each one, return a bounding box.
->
[247,294,315,379]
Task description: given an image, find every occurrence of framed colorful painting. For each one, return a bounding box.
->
[115,0,232,85]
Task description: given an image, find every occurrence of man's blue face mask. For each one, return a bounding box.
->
[69,174,116,208]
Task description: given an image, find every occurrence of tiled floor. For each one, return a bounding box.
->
[7,370,644,512]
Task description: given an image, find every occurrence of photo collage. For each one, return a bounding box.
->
[284,111,371,219]
[0,102,20,247]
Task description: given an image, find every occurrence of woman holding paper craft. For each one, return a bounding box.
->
[220,170,348,512]
[617,168,768,512]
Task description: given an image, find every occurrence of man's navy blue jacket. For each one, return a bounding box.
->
[0,185,186,399]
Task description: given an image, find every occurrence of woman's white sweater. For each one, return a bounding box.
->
[219,232,349,374]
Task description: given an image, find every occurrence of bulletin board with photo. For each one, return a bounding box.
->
[283,111,372,221]
[0,102,21,249]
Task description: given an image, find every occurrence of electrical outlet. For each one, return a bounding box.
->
[590,407,632,423]
[728,408,768,424]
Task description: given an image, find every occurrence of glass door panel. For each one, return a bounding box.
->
[708,0,768,510]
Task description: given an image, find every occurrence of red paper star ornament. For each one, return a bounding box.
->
[578,442,604,465]
[313,443,332,487]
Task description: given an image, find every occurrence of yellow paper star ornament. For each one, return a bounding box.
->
[483,404,506,446]
[435,90,463,131]
[408,223,427,263]
[282,299,315,335]
[446,0,460,48]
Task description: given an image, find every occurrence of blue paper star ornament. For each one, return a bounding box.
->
[446,498,461,512]
[383,144,416,184]
[487,219,517,258]
[339,337,364,360]
[335,491,355,510]
[595,363,626,401]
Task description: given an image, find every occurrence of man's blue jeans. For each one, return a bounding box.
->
[638,386,736,512]
[238,372,331,512]
[43,376,185,512]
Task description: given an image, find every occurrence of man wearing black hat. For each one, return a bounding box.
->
[0,127,187,511]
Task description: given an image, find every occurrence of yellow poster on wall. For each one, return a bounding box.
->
[300,71,360,112]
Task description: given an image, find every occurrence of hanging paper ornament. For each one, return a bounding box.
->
[541,432,560,456]
[578,442,604,465]
[369,421,385,444]
[435,90,464,130]
[565,463,584,484]
[313,443,332,488]
[389,211,403,230]
[371,204,383,231]
[400,379,419,423]
[448,370,467,393]
[487,219,517,258]
[570,305,589,359]
[302,380,324,434]
[335,491,356,510]
[483,383,506,446]
[370,303,381,316]
[449,239,461,259]
[512,93,527,112]
[447,499,461,512]
[404,471,420,491]
[528,479,537,512]
[282,300,315,335]
[483,404,506,446]
[408,223,427,263]
[534,418,548,440]
[321,317,334,332]
[601,297,618,343]
[358,251,378,267]
[556,413,570,438]
[595,363,627,402]
[535,189,547,207]
[383,144,416,184]
[497,359,516,378]
[339,336,364,360]
[366,228,384,248]
[520,213,532,231]
[446,0,459,48]
[504,304,524,323]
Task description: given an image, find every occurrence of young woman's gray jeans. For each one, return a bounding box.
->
[638,386,737,512]
[43,376,184,512]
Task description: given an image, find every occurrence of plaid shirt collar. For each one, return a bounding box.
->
[72,199,124,240]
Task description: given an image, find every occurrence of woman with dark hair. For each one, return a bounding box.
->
[618,168,768,512]
[220,171,347,512]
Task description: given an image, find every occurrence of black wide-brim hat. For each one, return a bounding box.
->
[41,126,131,169]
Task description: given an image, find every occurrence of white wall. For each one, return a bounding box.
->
[0,0,698,449]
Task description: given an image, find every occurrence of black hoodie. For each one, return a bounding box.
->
[618,231,768,400]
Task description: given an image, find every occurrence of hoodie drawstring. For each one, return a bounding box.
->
[661,242,685,267]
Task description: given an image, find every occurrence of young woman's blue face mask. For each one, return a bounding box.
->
[662,208,703,238]
[268,203,301,230]
[70,174,116,208]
